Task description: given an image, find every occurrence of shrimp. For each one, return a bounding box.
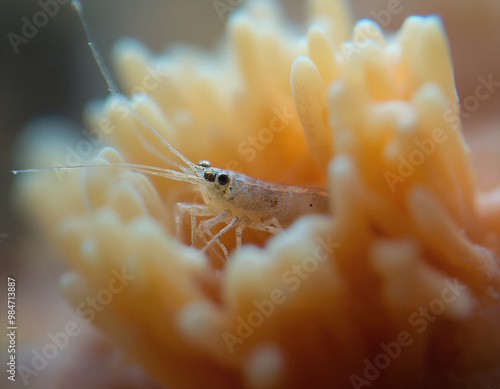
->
[12,0,330,259]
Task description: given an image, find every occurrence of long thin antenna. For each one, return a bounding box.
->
[12,163,203,185]
[72,0,120,96]
[71,0,197,169]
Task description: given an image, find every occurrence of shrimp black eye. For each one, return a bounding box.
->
[217,173,229,186]
[204,171,216,182]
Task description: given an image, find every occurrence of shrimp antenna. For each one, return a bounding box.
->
[12,163,203,185]
[71,0,197,170]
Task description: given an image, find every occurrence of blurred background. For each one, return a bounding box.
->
[1,0,499,388]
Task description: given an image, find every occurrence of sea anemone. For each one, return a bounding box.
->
[14,0,500,388]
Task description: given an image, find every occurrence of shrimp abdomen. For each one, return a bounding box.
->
[220,173,329,224]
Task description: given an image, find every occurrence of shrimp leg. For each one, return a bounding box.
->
[201,213,240,258]
[235,217,250,249]
[248,217,283,235]
[176,203,233,259]
[175,203,216,245]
